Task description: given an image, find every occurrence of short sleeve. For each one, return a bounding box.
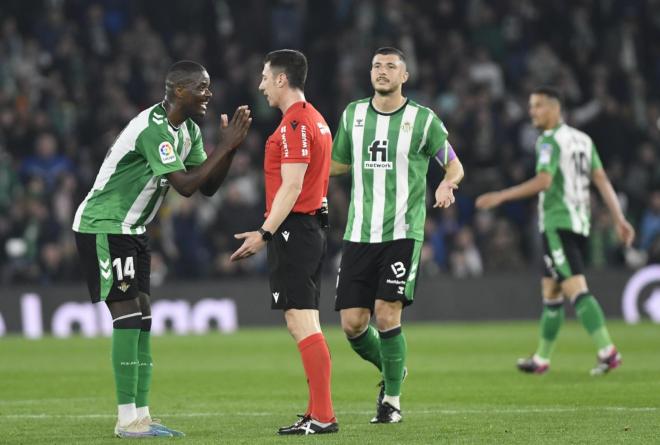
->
[422,112,449,158]
[535,137,559,175]
[136,126,185,176]
[184,121,207,168]
[591,143,603,171]
[279,116,312,164]
[331,108,352,164]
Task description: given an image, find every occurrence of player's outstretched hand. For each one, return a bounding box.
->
[616,218,635,247]
[434,180,458,208]
[475,191,503,210]
[230,231,265,262]
[219,105,252,150]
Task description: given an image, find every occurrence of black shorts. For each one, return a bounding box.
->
[74,232,151,303]
[267,213,326,310]
[541,229,587,282]
[335,239,423,311]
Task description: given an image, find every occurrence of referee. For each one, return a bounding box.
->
[230,49,337,435]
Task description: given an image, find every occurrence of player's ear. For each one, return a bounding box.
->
[402,70,409,84]
[174,85,185,99]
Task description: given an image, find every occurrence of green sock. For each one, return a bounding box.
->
[348,325,382,371]
[535,303,565,360]
[112,328,141,405]
[136,330,153,409]
[574,293,613,350]
[380,328,406,397]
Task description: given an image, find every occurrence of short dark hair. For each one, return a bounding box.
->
[373,47,406,63]
[531,86,563,104]
[264,49,307,90]
[165,60,206,97]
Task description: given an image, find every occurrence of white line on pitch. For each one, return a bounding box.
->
[0,406,656,420]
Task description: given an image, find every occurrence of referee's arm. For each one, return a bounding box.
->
[262,163,308,233]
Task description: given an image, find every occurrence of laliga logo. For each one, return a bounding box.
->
[621,265,660,323]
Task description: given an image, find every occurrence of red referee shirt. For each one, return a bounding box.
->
[264,101,331,216]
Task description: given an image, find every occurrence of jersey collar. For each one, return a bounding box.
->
[369,97,409,116]
[284,101,307,117]
[159,101,181,131]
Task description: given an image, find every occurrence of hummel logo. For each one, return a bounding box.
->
[290,120,299,131]
[100,258,111,280]
[118,282,131,293]
[355,118,364,127]
[272,292,280,303]
[282,231,290,242]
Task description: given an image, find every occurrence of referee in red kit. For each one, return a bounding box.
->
[230,49,337,435]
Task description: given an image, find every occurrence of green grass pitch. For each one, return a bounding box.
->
[0,321,657,444]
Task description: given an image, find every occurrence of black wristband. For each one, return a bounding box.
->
[258,227,273,242]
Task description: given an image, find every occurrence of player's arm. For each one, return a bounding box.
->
[476,172,552,209]
[592,167,635,246]
[433,141,463,208]
[330,160,351,176]
[167,106,251,197]
[330,109,351,176]
[230,163,307,261]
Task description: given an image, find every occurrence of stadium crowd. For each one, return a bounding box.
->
[1,0,659,284]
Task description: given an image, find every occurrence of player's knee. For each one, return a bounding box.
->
[106,298,142,329]
[374,300,402,331]
[341,317,368,338]
[137,292,152,331]
[560,275,588,301]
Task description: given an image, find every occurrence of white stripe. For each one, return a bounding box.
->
[121,178,158,234]
[393,105,418,240]
[73,105,159,231]
[349,103,369,242]
[141,315,152,320]
[2,406,655,420]
[112,312,142,323]
[369,113,390,242]
[180,123,193,161]
[417,113,434,153]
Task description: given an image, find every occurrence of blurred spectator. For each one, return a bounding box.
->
[1,0,659,284]
[640,189,660,252]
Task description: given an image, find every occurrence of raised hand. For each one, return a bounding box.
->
[219,105,252,150]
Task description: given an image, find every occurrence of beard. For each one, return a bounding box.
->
[373,83,398,95]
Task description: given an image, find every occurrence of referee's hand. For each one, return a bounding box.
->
[230,231,266,262]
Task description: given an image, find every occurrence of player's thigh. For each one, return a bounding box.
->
[376,238,421,308]
[335,241,380,311]
[74,232,140,304]
[268,215,325,310]
[542,229,586,282]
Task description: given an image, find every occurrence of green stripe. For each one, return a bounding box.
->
[404,240,423,300]
[405,108,431,240]
[544,230,573,278]
[96,233,113,301]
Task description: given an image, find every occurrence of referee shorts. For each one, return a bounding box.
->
[267,213,326,310]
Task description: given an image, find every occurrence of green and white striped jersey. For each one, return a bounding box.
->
[332,98,449,243]
[535,123,603,236]
[73,103,207,235]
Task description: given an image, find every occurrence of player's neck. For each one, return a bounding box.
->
[162,99,185,127]
[279,90,306,115]
[372,92,406,113]
[542,118,562,131]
